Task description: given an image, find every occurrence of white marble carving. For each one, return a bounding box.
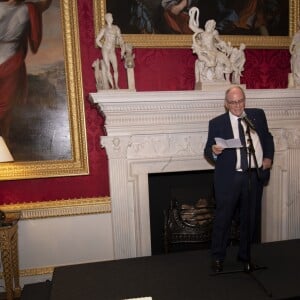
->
[95,13,125,90]
[289,21,300,88]
[92,58,109,91]
[189,7,246,90]
[122,43,136,91]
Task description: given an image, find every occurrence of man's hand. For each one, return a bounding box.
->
[262,158,272,170]
[212,144,224,156]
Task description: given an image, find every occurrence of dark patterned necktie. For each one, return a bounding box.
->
[238,118,248,171]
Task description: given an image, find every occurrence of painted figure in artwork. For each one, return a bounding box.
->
[126,0,283,35]
[0,0,53,143]
[96,13,125,89]
[161,0,238,34]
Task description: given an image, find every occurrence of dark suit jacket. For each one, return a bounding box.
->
[204,108,274,197]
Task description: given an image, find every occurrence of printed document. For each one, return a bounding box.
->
[215,137,243,148]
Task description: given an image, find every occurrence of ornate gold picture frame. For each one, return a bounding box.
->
[0,0,88,180]
[93,0,299,49]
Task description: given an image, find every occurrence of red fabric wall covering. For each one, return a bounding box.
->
[0,0,291,205]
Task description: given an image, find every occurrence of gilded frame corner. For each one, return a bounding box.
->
[93,0,299,49]
[0,0,89,181]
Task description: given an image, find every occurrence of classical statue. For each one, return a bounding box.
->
[289,21,300,88]
[122,43,135,69]
[189,7,246,90]
[122,43,136,91]
[92,58,109,91]
[189,7,230,85]
[96,13,125,89]
[230,43,246,85]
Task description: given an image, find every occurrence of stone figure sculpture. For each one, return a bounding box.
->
[189,8,222,82]
[289,21,300,88]
[92,58,109,91]
[96,13,125,89]
[123,43,135,69]
[188,7,246,90]
[122,43,136,91]
[230,43,246,84]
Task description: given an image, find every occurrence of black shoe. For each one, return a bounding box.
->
[211,260,223,273]
[237,256,254,272]
[243,262,260,273]
[243,262,252,272]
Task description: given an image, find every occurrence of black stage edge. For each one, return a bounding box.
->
[49,239,300,300]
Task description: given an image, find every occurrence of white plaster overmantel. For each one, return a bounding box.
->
[90,89,300,260]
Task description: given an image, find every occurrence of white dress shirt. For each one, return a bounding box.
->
[229,112,263,170]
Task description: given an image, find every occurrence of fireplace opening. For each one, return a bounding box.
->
[149,170,215,255]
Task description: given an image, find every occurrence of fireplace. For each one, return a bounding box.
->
[90,89,300,260]
[149,170,214,254]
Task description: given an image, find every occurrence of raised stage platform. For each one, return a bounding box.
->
[22,239,300,300]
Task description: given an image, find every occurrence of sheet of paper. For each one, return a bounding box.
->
[215,137,243,148]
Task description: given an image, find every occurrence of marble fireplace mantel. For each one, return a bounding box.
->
[90,89,300,260]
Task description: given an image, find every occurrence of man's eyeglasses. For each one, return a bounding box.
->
[226,99,245,106]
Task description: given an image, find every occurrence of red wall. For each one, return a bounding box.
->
[0,0,291,205]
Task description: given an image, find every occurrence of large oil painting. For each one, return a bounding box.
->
[0,0,88,180]
[93,0,299,48]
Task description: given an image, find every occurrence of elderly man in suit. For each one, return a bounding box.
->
[204,85,274,273]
